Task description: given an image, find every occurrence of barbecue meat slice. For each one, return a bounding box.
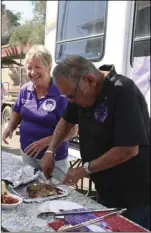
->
[26,183,62,198]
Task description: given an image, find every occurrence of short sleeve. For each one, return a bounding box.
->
[56,96,68,118]
[113,78,149,146]
[63,103,79,124]
[13,90,23,113]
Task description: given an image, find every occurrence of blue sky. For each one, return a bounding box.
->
[3,1,33,24]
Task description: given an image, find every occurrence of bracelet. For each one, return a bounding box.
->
[45,150,56,156]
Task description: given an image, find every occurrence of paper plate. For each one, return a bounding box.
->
[38,200,108,232]
[2,194,23,210]
[38,200,84,213]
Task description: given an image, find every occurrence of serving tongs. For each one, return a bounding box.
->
[57,208,127,232]
[37,207,118,219]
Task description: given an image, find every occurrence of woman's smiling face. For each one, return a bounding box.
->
[26,56,50,86]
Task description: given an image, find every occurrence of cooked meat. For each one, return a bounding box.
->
[26,183,62,198]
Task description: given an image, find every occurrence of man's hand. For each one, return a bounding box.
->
[62,167,88,185]
[24,138,49,157]
[40,153,55,179]
[2,128,13,144]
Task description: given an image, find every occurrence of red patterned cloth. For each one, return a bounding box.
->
[94,212,148,232]
[48,211,149,232]
[49,219,65,231]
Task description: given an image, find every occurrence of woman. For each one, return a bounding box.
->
[2,45,77,181]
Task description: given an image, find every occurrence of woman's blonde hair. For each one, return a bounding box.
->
[24,44,52,70]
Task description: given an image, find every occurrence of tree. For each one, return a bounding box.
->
[2,3,21,45]
[9,1,46,46]
[9,21,45,45]
[2,3,21,26]
[32,1,46,24]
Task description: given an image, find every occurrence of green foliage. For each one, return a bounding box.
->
[2,3,22,45]
[32,1,46,24]
[8,1,46,46]
[9,23,33,45]
[2,3,21,27]
[9,22,45,45]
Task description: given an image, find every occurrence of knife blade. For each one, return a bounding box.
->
[34,167,50,184]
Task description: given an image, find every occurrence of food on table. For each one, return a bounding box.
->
[1,181,19,204]
[1,180,7,195]
[26,183,63,198]
[1,194,19,204]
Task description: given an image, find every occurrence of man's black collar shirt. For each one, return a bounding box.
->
[63,65,150,208]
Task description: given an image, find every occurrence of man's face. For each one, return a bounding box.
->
[55,76,97,108]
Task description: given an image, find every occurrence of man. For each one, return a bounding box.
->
[40,56,150,229]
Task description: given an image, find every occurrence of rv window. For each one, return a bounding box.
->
[131,0,150,61]
[135,1,150,38]
[56,1,107,62]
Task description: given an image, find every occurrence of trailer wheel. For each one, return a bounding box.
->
[2,106,12,130]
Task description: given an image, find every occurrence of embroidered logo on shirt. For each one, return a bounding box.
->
[94,104,108,123]
[42,99,56,112]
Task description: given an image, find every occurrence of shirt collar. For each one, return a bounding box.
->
[96,65,117,104]
[99,64,117,78]
[47,80,60,98]
[27,82,34,91]
[26,79,60,98]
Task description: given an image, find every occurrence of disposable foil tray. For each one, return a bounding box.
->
[8,180,68,203]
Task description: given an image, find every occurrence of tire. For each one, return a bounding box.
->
[2,106,12,130]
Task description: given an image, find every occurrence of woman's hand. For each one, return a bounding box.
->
[2,128,13,144]
[2,112,21,144]
[24,137,51,157]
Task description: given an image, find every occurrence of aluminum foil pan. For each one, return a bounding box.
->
[2,165,39,188]
[8,180,68,203]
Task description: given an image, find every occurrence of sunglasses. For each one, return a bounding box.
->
[61,80,80,100]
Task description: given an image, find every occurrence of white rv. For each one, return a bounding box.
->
[45,1,150,116]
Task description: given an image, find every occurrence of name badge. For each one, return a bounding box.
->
[94,104,108,123]
[42,99,56,112]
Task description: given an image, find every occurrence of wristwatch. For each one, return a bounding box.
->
[83,162,92,174]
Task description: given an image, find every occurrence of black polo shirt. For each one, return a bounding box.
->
[63,65,150,208]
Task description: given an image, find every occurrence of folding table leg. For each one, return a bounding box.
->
[86,178,92,196]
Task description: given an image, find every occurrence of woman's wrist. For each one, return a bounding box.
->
[42,136,52,147]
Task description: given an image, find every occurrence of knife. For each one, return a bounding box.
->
[34,167,50,184]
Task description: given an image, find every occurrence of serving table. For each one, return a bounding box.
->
[1,151,149,232]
